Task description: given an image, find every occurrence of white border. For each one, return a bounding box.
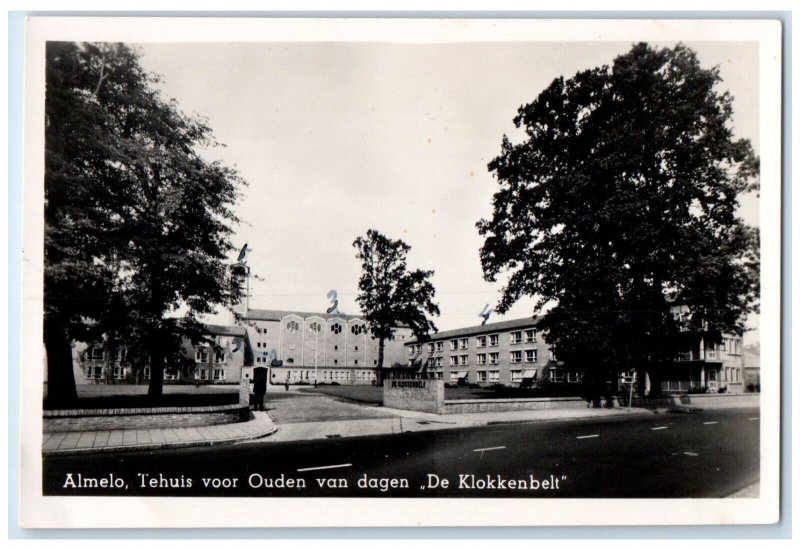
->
[20,17,782,528]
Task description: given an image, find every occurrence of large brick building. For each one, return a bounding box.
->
[239,309,412,386]
[405,316,747,393]
[73,324,249,385]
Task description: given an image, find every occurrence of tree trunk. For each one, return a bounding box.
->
[44,316,78,407]
[376,337,385,385]
[147,346,165,398]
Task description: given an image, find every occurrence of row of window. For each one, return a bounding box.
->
[280,320,370,335]
[83,348,127,362]
[276,369,378,382]
[418,350,540,368]
[408,330,538,355]
[85,366,226,381]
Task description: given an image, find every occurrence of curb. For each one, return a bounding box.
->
[43,414,278,457]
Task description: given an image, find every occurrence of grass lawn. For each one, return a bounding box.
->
[44,383,240,410]
[301,383,588,405]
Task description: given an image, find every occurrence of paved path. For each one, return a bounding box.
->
[42,411,276,456]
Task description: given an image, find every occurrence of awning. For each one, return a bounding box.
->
[522,368,538,380]
[457,371,469,379]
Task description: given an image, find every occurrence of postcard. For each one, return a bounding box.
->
[19,16,781,528]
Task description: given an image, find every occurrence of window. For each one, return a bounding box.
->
[90,347,104,360]
[435,357,443,367]
[215,351,225,363]
[489,334,499,347]
[427,343,435,354]
[195,369,209,381]
[510,331,522,344]
[351,324,365,335]
[86,366,103,380]
[143,366,151,380]
[450,339,458,351]
[525,349,537,363]
[477,336,487,348]
[164,370,179,381]
[525,329,536,343]
[550,367,564,383]
[354,360,358,365]
[450,371,459,382]
[354,346,358,351]
[567,372,580,383]
[427,358,435,368]
[330,323,342,335]
[195,347,210,363]
[489,370,500,383]
[113,365,126,380]
[476,371,487,383]
[706,347,717,359]
[489,352,499,365]
[436,342,443,352]
[213,368,225,381]
[449,356,457,367]
[459,355,469,366]
[459,338,469,350]
[114,349,127,362]
[286,320,300,333]
[510,370,523,382]
[333,359,338,365]
[510,351,522,364]
[309,322,321,333]
[477,353,487,365]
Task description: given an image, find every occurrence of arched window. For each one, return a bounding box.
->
[351,324,365,335]
[309,321,322,333]
[286,320,300,333]
[330,323,342,335]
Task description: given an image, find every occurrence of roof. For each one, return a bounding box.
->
[242,308,365,323]
[204,324,248,337]
[408,316,540,343]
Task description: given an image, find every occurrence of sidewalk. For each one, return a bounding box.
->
[42,411,276,456]
[266,404,648,442]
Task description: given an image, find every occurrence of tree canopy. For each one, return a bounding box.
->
[353,230,440,379]
[477,43,759,394]
[45,42,246,401]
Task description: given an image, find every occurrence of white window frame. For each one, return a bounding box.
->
[488,370,500,383]
[113,365,126,380]
[459,355,469,366]
[459,338,469,350]
[477,336,487,348]
[450,371,459,382]
[436,342,443,352]
[195,368,209,381]
[476,371,487,383]
[213,368,225,381]
[525,329,536,343]
[450,340,458,351]
[195,347,210,363]
[86,366,103,380]
[489,352,499,365]
[449,356,457,367]
[510,370,523,382]
[510,331,522,344]
[510,351,522,364]
[427,343,435,354]
[489,334,499,347]
[477,353,487,365]
[525,349,537,363]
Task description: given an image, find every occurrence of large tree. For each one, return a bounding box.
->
[477,43,759,397]
[45,42,246,402]
[353,230,440,382]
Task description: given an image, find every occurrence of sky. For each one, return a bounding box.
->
[135,40,761,344]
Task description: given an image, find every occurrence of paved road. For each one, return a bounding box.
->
[43,407,759,498]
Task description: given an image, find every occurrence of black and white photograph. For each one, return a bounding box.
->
[20,17,782,528]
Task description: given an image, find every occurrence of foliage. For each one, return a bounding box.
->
[353,230,440,377]
[477,43,759,393]
[45,42,246,401]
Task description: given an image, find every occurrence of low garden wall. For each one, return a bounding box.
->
[43,403,251,433]
[443,396,589,414]
[383,379,444,413]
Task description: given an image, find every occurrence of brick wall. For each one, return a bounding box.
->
[43,404,250,432]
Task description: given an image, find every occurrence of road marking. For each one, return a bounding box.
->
[749,417,759,421]
[651,426,668,431]
[473,446,506,452]
[684,452,699,457]
[576,434,599,439]
[297,463,352,473]
[703,421,718,425]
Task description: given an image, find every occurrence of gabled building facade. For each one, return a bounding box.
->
[239,309,413,385]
